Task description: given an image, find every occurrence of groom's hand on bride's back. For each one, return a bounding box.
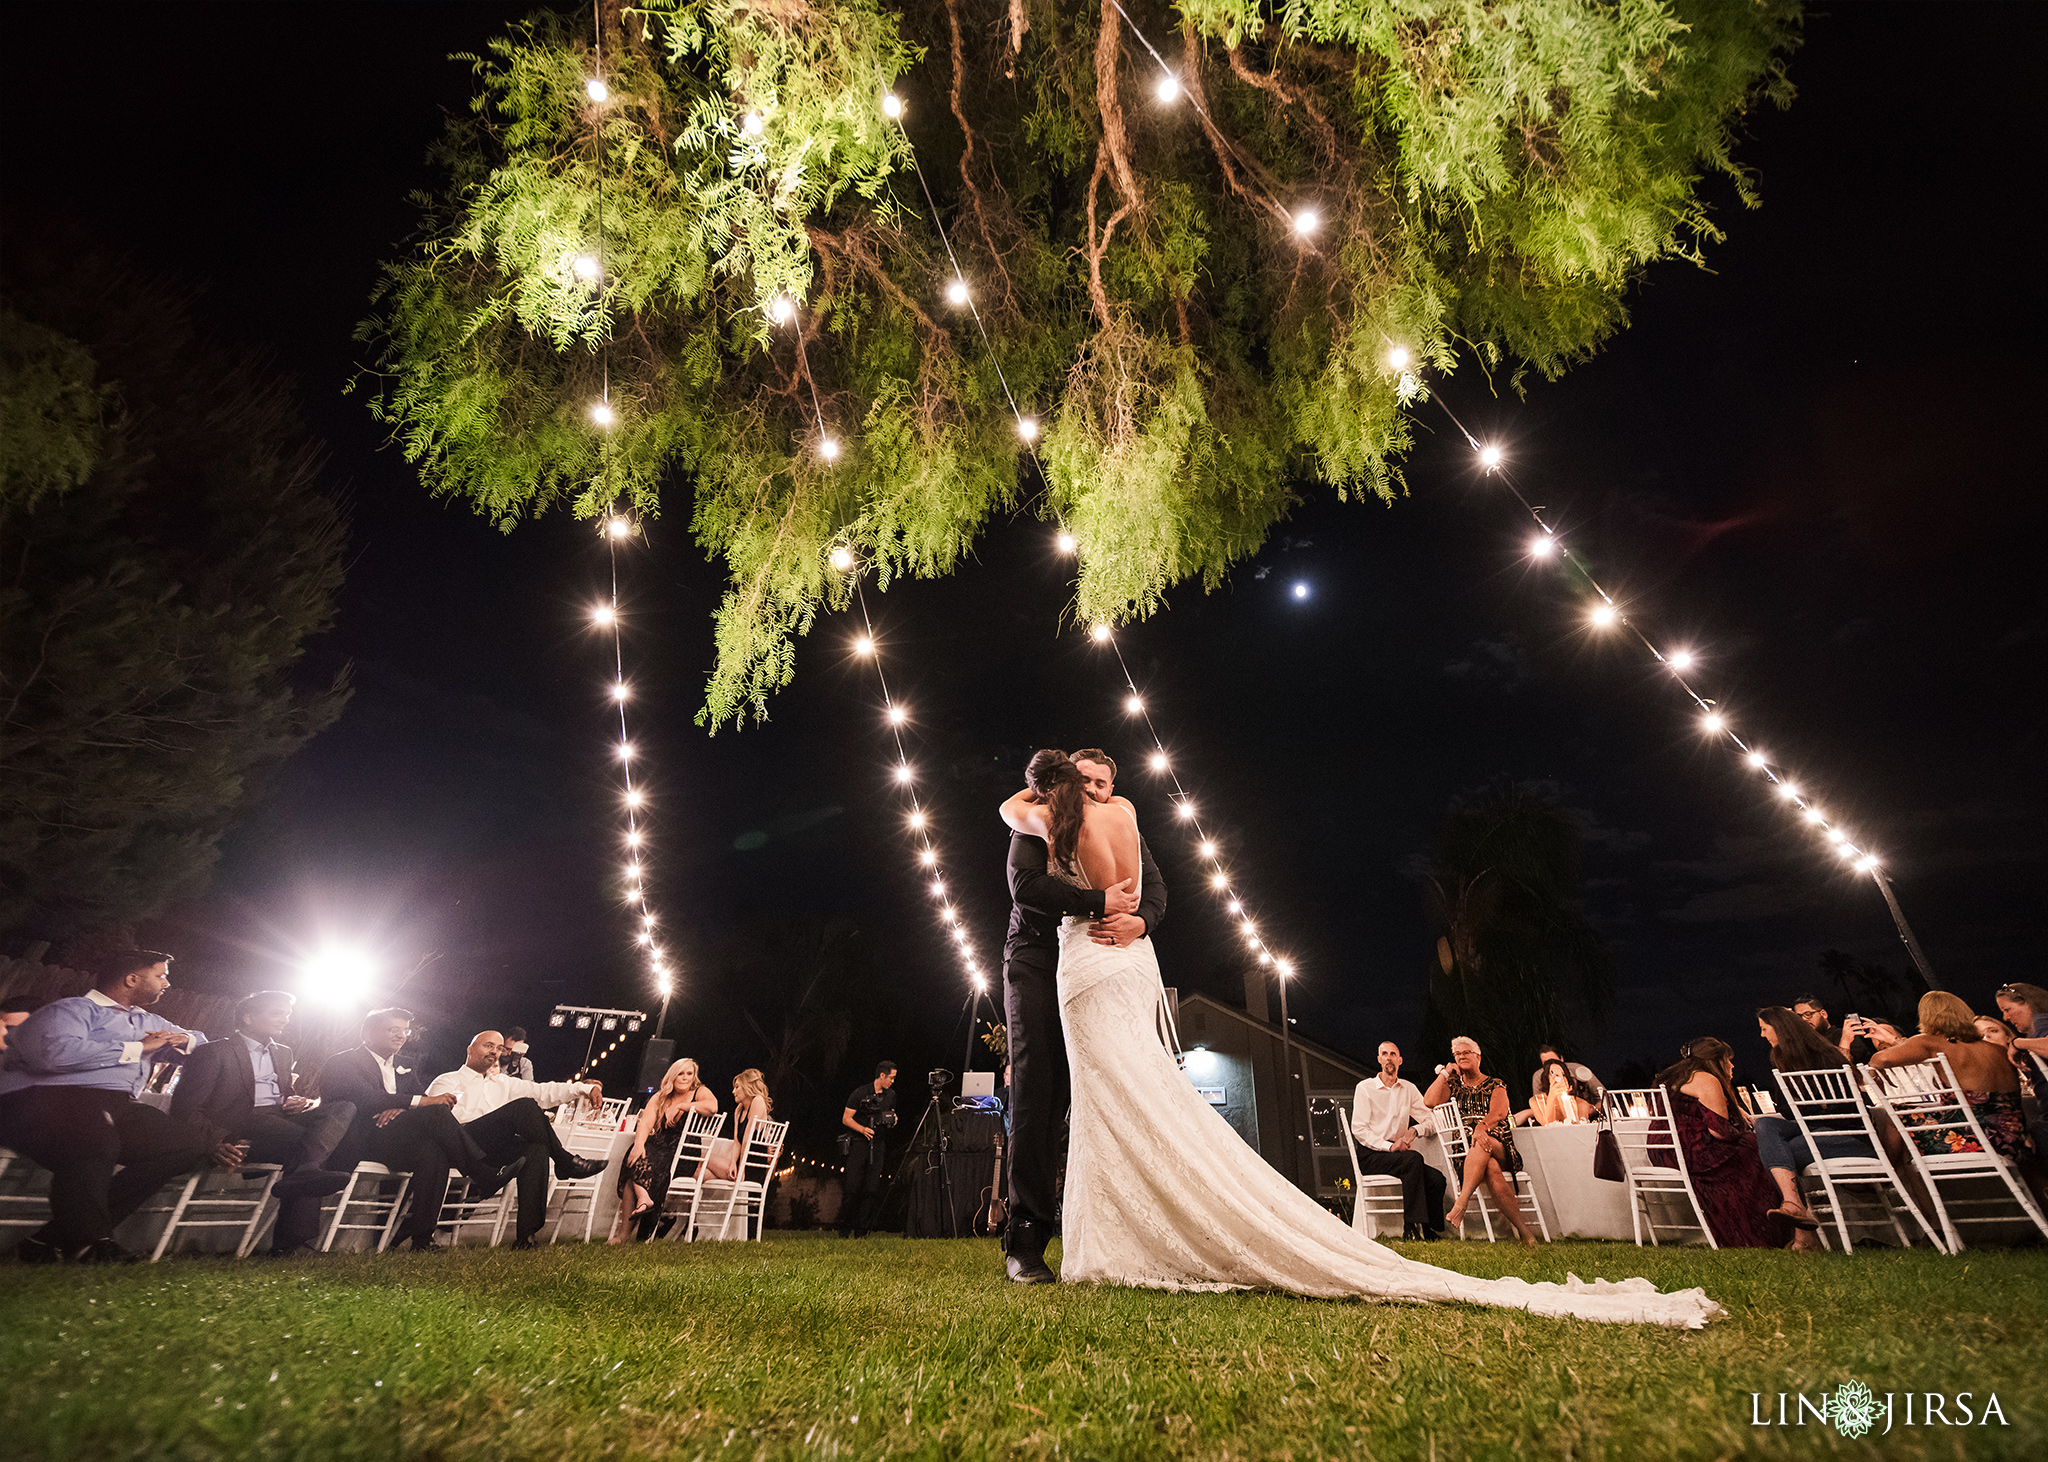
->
[1103,877,1138,916]
[1088,912,1146,947]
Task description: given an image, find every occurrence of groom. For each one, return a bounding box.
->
[1001,747,1168,1283]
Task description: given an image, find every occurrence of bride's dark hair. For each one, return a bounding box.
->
[1025,749,1088,870]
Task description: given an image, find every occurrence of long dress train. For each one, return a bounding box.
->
[1053,870,1724,1328]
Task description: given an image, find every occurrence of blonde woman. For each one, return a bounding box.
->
[610,1058,719,1243]
[704,1069,772,1183]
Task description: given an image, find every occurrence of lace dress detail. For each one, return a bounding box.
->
[1050,845,1724,1327]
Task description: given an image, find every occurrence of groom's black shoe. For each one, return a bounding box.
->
[1004,1216,1056,1284]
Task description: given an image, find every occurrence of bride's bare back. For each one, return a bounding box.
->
[1074,798,1141,894]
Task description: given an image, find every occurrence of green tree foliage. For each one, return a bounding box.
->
[0,254,352,941]
[1418,780,1615,1087]
[358,0,1798,727]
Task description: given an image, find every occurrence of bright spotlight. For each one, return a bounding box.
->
[302,949,376,1007]
[1387,346,1410,370]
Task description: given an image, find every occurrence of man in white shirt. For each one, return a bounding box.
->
[426,1030,607,1248]
[1349,1041,1446,1240]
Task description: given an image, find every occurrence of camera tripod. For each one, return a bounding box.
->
[904,1069,960,1238]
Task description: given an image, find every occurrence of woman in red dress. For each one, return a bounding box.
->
[1652,1038,1794,1249]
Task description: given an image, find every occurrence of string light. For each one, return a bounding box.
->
[1125,695,1144,714]
[585,78,609,103]
[1091,624,1112,643]
[767,294,796,325]
[886,704,907,725]
[1668,649,1695,671]
[1056,532,1077,553]
[1156,74,1181,104]
[591,603,616,627]
[852,634,874,655]
[830,548,856,571]
[611,681,629,701]
[881,92,903,119]
[1149,751,1168,771]
[1017,417,1040,442]
[1700,712,1726,734]
[742,110,765,137]
[1528,534,1555,558]
[1745,751,1768,769]
[1293,208,1320,237]
[1589,603,1618,628]
[945,278,970,306]
[820,436,842,462]
[572,253,601,281]
[1387,347,1410,370]
[1478,445,1503,470]
[591,401,616,427]
[605,517,631,540]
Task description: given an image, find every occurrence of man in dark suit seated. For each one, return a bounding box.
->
[316,1006,517,1252]
[171,989,357,1255]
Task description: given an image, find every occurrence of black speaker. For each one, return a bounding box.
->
[634,1037,675,1092]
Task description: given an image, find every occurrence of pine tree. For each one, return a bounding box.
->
[356,0,1799,728]
[0,252,352,941]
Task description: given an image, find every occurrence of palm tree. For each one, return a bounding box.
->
[1418,782,1616,1088]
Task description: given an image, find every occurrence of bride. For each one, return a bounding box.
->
[999,749,1723,1328]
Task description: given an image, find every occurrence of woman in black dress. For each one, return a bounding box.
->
[611,1057,719,1242]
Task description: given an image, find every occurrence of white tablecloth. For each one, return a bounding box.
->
[1421,1122,1638,1241]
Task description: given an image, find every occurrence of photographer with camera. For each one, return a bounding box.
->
[837,1061,899,1238]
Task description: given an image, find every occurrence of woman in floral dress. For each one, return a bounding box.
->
[1423,1037,1541,1244]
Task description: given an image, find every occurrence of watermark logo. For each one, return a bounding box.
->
[1751,1382,2007,1435]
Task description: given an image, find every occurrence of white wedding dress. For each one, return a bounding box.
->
[1049,855,1725,1328]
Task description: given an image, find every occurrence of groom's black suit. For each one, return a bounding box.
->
[1003,829,1167,1239]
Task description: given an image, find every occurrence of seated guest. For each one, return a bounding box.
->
[319,1007,521,1252]
[1515,1059,1598,1127]
[612,1057,718,1243]
[0,950,233,1263]
[704,1068,772,1182]
[1349,1041,1445,1240]
[1651,1037,1794,1250]
[1751,1006,1875,1249]
[1994,982,2048,1063]
[499,1027,535,1082]
[1527,1045,1603,1103]
[1423,1037,1540,1245]
[1869,993,2046,1209]
[1791,992,1879,1065]
[171,990,356,1255]
[1975,1016,2037,1095]
[0,997,42,1055]
[426,1030,608,1250]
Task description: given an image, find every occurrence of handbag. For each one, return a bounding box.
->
[1593,1118,1626,1183]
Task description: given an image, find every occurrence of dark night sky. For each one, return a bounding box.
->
[7,4,2044,1109]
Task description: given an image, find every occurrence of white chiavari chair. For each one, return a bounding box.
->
[1602,1088,1715,1248]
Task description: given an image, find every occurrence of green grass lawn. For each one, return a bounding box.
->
[2,1234,2040,1460]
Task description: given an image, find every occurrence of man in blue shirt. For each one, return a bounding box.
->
[0,949,230,1262]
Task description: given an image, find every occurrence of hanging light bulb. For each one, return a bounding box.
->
[1177,800,1196,819]
[1776,783,1800,801]
[591,401,616,427]
[894,764,913,784]
[1293,208,1320,236]
[586,78,610,103]
[605,516,631,540]
[1478,445,1503,469]
[909,810,928,830]
[886,704,907,725]
[592,603,617,626]
[1056,532,1077,553]
[611,682,629,702]
[1149,751,1168,771]
[1125,695,1143,714]
[1017,417,1040,442]
[919,848,937,867]
[929,879,945,897]
[852,635,874,656]
[1199,840,1217,858]
[1668,649,1695,671]
[572,254,601,281]
[820,436,842,462]
[1805,807,1827,824]
[1856,854,1880,872]
[767,295,796,325]
[1091,624,1111,643]
[1529,534,1555,558]
[1387,346,1410,370]
[1589,603,1618,628]
[881,92,903,119]
[829,547,855,570]
[945,278,970,307]
[742,110,765,137]
[617,742,634,761]
[1210,872,1227,888]
[1156,73,1181,103]
[1745,751,1768,769]
[1700,712,1726,734]
[1275,959,1295,978]
[626,830,643,847]
[625,789,644,808]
